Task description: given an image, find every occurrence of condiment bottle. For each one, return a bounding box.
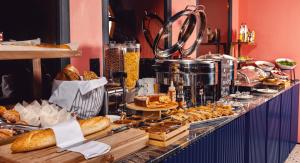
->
[168,81,176,102]
[154,78,160,94]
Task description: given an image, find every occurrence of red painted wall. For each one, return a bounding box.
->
[124,0,164,58]
[172,0,197,58]
[199,0,228,55]
[69,0,103,75]
[237,0,300,79]
[235,0,300,142]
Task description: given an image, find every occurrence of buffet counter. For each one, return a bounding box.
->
[118,82,299,163]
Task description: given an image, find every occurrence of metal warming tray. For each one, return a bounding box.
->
[153,59,218,87]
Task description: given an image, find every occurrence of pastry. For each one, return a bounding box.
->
[168,104,234,123]
[158,95,171,103]
[11,116,110,153]
[0,106,7,116]
[171,113,189,122]
[0,129,14,140]
[83,71,98,80]
[2,110,20,123]
[63,64,80,80]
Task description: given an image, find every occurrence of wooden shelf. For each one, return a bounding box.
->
[0,45,82,99]
[232,41,256,45]
[0,45,81,60]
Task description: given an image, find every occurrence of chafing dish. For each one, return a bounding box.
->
[153,59,219,107]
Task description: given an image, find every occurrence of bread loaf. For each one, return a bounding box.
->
[134,96,149,107]
[11,116,110,153]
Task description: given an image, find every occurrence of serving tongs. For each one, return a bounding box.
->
[0,118,40,131]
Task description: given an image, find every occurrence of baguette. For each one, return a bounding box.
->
[11,116,110,153]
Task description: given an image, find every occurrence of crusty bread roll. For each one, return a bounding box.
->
[63,64,80,80]
[2,110,20,123]
[83,71,98,80]
[11,116,110,153]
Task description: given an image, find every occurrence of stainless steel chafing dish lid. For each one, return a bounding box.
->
[152,5,207,58]
[153,59,217,73]
[197,54,237,65]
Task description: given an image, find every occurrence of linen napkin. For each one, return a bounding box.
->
[49,77,107,110]
[50,118,85,148]
[68,141,111,159]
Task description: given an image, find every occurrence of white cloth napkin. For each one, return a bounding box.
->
[50,118,85,148]
[68,141,111,160]
[137,78,156,96]
[49,77,107,110]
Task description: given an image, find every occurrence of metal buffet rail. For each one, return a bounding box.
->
[117,82,299,163]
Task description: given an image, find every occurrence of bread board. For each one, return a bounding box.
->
[0,128,148,163]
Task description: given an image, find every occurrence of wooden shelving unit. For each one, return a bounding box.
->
[0,45,81,98]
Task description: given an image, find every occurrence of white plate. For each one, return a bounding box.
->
[271,70,289,79]
[255,61,275,72]
[230,94,254,100]
[275,58,297,70]
[255,89,278,94]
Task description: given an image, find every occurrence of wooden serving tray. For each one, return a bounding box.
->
[148,124,190,141]
[126,102,178,111]
[126,103,178,118]
[148,130,189,147]
[0,128,148,163]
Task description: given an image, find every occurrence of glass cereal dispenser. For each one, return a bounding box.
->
[122,42,140,90]
[104,41,140,90]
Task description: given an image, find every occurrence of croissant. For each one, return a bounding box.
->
[11,116,110,153]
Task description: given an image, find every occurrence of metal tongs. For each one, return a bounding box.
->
[0,118,40,131]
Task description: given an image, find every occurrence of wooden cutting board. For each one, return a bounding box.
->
[0,128,148,163]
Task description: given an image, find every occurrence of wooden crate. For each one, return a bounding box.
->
[148,124,190,147]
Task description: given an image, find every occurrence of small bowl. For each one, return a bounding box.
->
[255,61,275,72]
[275,58,297,70]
